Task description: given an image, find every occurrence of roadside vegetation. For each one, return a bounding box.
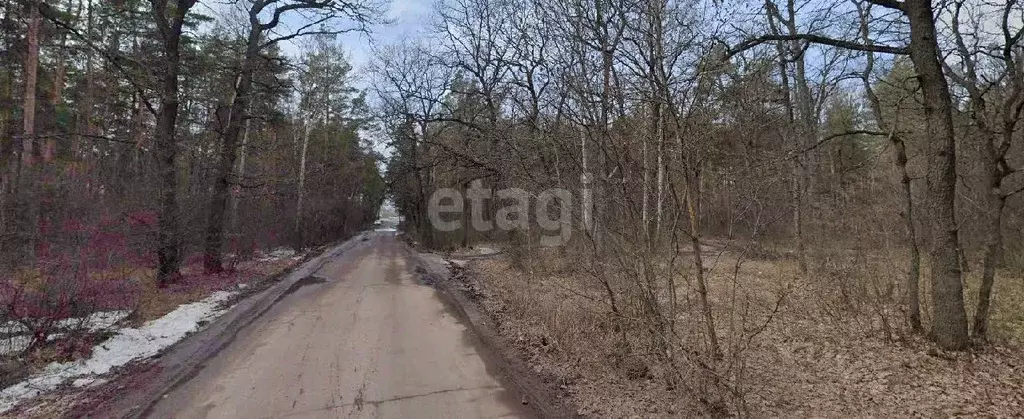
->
[376,0,1024,415]
[0,0,384,407]
[2,0,1024,415]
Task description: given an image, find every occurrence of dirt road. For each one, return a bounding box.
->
[147,233,530,419]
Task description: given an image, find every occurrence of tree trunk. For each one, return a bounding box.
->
[75,0,95,160]
[786,0,813,273]
[857,4,923,331]
[766,0,808,273]
[896,138,923,331]
[22,0,40,167]
[641,114,650,235]
[414,120,435,248]
[229,111,251,234]
[155,86,182,286]
[294,121,311,250]
[645,0,665,242]
[942,0,1019,341]
[204,26,259,273]
[685,169,721,358]
[791,164,807,272]
[972,161,1006,339]
[151,0,194,286]
[45,31,68,163]
[904,0,969,350]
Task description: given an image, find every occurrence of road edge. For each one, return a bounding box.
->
[406,247,582,419]
[92,232,371,418]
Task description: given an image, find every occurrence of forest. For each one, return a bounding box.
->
[374,0,1024,415]
[0,0,385,392]
[0,0,1023,416]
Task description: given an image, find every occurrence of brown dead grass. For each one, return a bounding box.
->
[465,255,698,418]
[132,257,298,324]
[466,244,1024,417]
[712,253,1024,417]
[0,255,305,419]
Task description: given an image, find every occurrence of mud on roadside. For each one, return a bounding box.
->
[409,249,584,419]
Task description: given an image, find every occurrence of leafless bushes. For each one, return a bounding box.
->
[469,232,796,416]
[372,0,1024,413]
[0,195,143,363]
[1,261,139,359]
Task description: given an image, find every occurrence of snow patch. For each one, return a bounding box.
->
[1,311,129,336]
[474,246,498,255]
[0,311,131,356]
[0,336,32,357]
[374,215,400,232]
[0,291,236,413]
[70,377,105,388]
[256,248,297,262]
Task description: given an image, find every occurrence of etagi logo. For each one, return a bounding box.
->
[427,176,593,247]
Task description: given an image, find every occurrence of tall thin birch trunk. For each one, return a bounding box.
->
[229,115,251,234]
[294,121,311,249]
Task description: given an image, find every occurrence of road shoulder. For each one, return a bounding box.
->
[407,248,581,419]
[77,234,371,418]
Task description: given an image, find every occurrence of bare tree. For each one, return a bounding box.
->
[203,0,383,272]
[20,0,39,169]
[726,0,970,350]
[370,43,455,247]
[151,0,199,285]
[858,3,922,332]
[943,0,1024,339]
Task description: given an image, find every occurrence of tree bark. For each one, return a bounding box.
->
[151,0,195,286]
[21,0,40,167]
[766,0,809,273]
[943,0,1020,340]
[904,0,969,350]
[229,113,251,234]
[685,168,721,358]
[204,22,260,273]
[973,178,1005,339]
[416,120,434,248]
[895,137,923,331]
[76,0,95,160]
[644,0,666,241]
[294,121,311,250]
[45,29,68,162]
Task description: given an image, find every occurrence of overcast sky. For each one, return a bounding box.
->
[198,0,432,88]
[196,0,433,158]
[333,0,432,85]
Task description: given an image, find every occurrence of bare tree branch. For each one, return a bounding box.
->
[724,34,908,59]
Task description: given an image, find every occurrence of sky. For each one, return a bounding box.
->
[198,0,433,88]
[316,0,433,85]
[332,0,435,155]
[197,0,434,158]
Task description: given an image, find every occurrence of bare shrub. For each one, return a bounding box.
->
[1,215,143,359]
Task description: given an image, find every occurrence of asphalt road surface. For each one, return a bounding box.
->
[147,233,529,419]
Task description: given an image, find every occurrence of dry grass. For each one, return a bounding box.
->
[465,253,699,418]
[131,257,298,324]
[712,252,1024,417]
[0,254,304,406]
[964,267,1024,345]
[466,243,1024,417]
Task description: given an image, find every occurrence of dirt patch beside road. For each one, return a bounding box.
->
[409,250,581,418]
[437,255,691,418]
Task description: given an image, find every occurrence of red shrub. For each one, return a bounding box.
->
[1,214,145,355]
